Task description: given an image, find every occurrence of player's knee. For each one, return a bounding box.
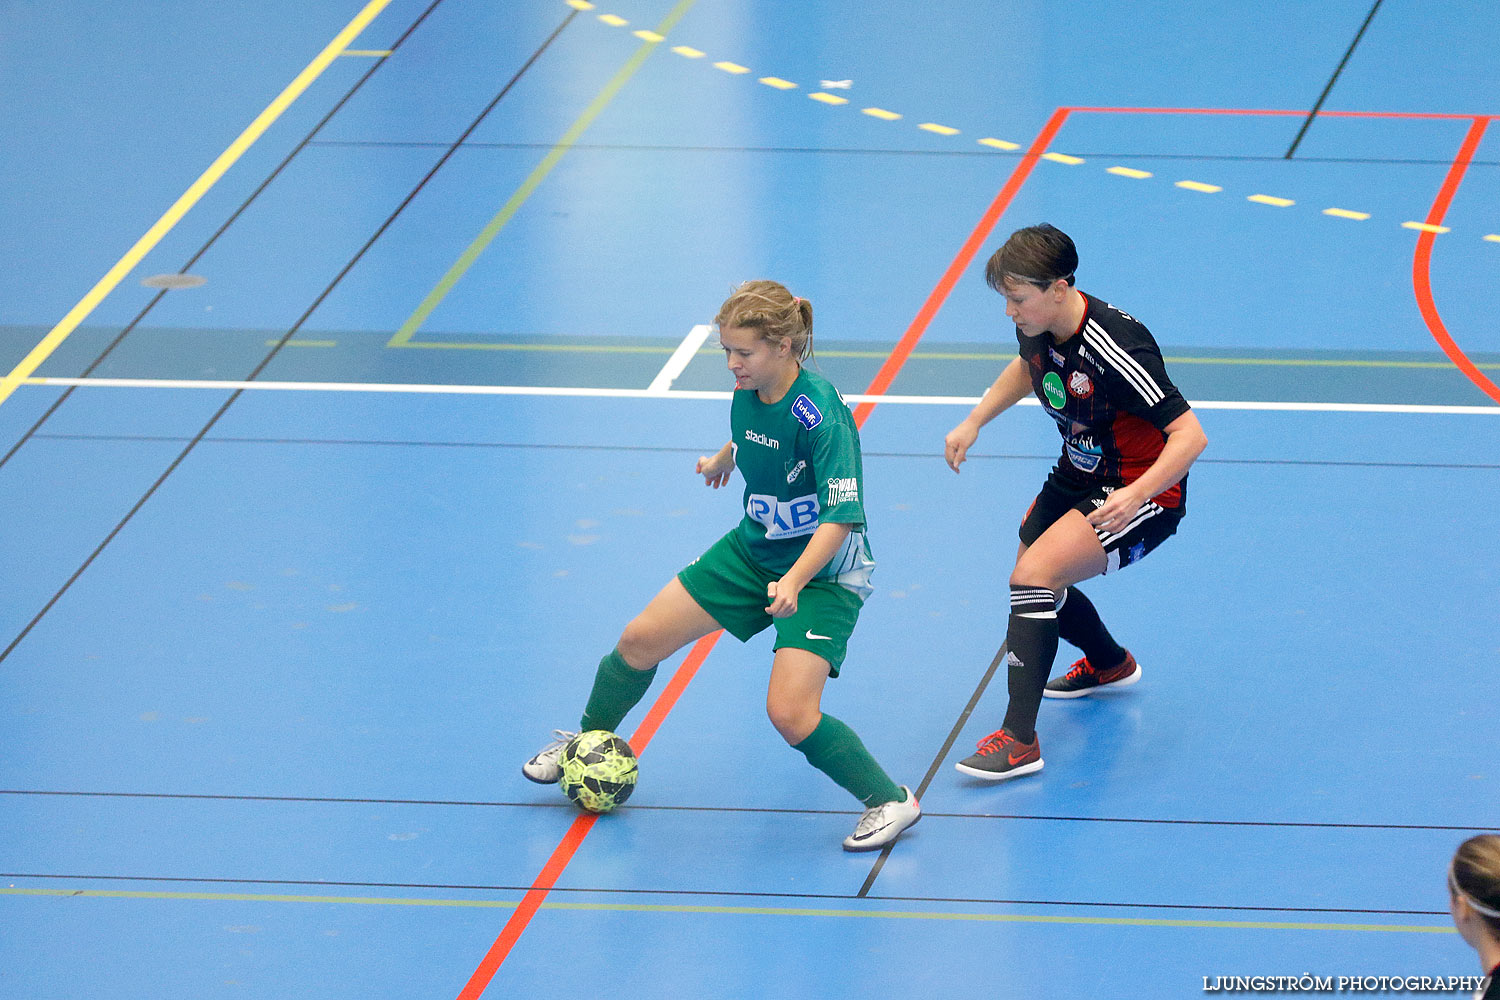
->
[615,619,665,670]
[1009,560,1059,591]
[765,694,818,745]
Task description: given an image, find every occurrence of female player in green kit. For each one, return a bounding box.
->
[523,280,920,852]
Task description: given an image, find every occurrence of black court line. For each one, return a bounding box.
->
[857,644,1007,896]
[0,873,1449,917]
[0,13,578,668]
[22,435,1500,472]
[0,0,448,476]
[306,139,1500,168]
[4,789,1492,832]
[1285,0,1385,159]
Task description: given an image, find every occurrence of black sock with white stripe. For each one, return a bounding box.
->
[1055,586,1127,670]
[1001,585,1058,744]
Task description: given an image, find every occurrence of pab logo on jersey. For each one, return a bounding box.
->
[747,492,820,539]
[791,394,823,429]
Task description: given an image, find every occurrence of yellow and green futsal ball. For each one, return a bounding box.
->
[560,730,638,813]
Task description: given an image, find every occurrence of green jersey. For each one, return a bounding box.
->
[730,368,875,599]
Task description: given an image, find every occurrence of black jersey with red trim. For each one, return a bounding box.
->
[1017,291,1192,509]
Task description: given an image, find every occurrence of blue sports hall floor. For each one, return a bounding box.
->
[1,1,1497,997]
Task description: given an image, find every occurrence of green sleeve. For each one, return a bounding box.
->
[810,419,866,527]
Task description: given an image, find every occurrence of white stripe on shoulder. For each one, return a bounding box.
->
[1083,320,1164,405]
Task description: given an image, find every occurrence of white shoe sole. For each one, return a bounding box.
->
[953,758,1044,781]
[1042,663,1141,699]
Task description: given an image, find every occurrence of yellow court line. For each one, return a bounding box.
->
[0,0,394,412]
[573,12,1498,248]
[387,0,699,349]
[0,887,1454,934]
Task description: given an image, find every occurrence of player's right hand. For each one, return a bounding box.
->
[697,454,732,488]
[944,422,978,473]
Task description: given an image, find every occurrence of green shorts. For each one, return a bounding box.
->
[677,530,864,677]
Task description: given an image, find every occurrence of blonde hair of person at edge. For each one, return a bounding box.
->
[521,280,921,853]
[1450,834,1500,999]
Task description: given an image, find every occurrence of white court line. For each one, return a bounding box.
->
[22,377,1500,414]
[647,324,712,393]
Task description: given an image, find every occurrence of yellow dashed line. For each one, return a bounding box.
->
[571,7,1499,246]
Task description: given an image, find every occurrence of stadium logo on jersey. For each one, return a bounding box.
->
[1041,372,1066,409]
[1048,347,1066,367]
[785,459,806,484]
[746,493,820,539]
[791,394,823,429]
[744,429,780,450]
[1068,370,1094,398]
[826,477,859,505]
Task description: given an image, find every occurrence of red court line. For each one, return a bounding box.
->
[852,106,1071,426]
[455,632,721,1000]
[457,107,1077,998]
[1411,116,1500,406]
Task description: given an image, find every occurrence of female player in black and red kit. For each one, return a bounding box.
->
[944,224,1207,781]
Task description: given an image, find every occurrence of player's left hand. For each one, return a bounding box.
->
[1086,487,1145,533]
[765,579,802,618]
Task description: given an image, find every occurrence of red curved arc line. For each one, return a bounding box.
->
[1412,116,1500,406]
[852,106,1072,427]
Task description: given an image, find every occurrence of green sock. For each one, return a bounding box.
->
[792,713,904,808]
[579,648,657,734]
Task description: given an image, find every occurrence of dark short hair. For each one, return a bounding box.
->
[985,224,1078,292]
